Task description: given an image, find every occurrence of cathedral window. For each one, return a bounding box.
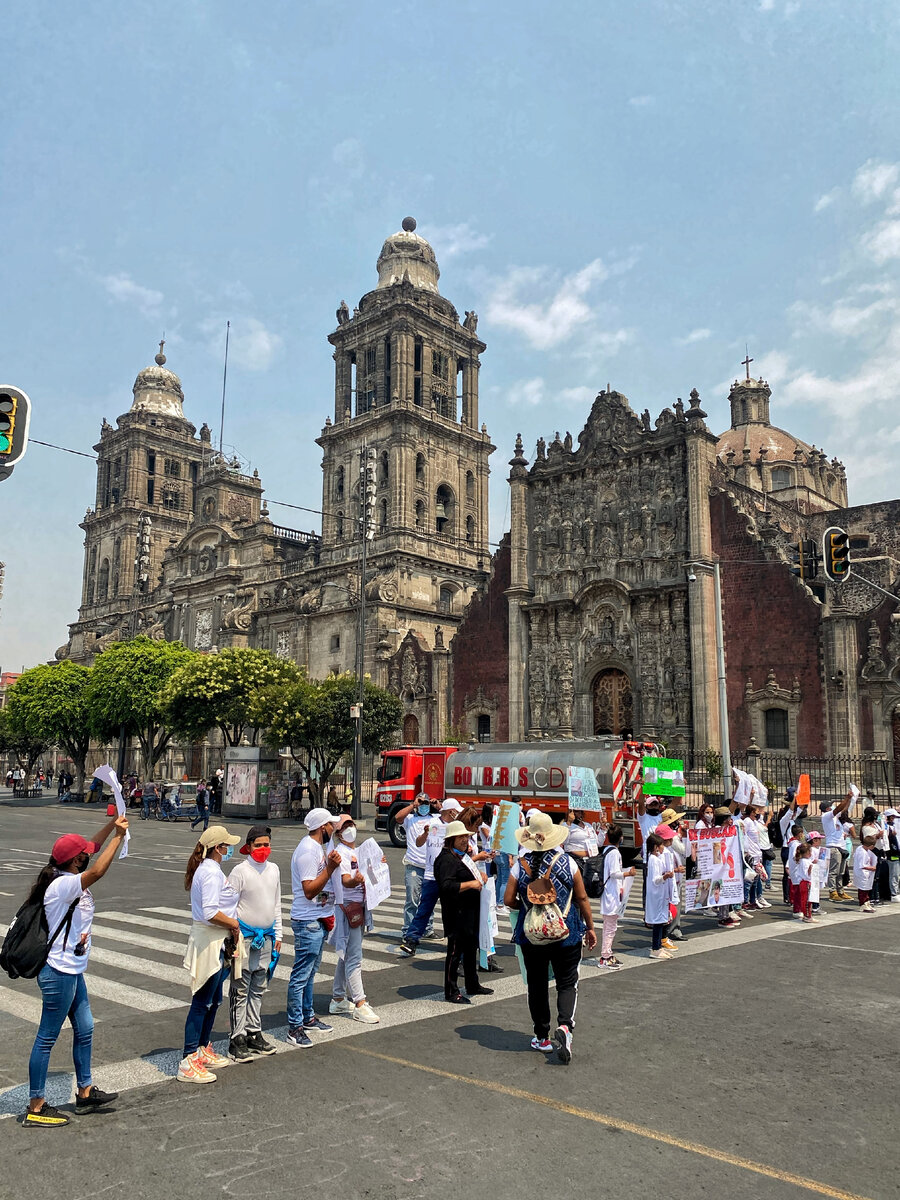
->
[435,484,454,535]
[358,347,377,414]
[416,453,426,485]
[477,714,492,743]
[147,452,156,475]
[336,511,344,539]
[383,337,392,404]
[432,350,455,419]
[413,339,423,407]
[415,499,425,529]
[465,515,475,545]
[110,488,120,505]
[438,585,453,614]
[379,451,389,485]
[330,633,341,652]
[162,489,181,511]
[164,459,181,478]
[147,480,155,504]
[764,707,789,750]
[113,458,121,479]
[379,498,388,531]
[466,470,475,501]
[336,467,345,501]
[770,467,791,490]
[98,558,110,601]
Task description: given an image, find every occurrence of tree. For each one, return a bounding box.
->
[0,707,53,789]
[4,662,93,796]
[88,638,196,777]
[162,648,302,746]
[264,672,402,806]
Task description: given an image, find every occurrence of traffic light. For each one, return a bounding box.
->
[0,386,31,467]
[788,538,818,580]
[822,526,851,584]
[361,446,377,541]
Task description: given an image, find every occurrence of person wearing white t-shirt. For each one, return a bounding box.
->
[636,794,664,906]
[327,815,380,1023]
[821,792,855,902]
[23,815,128,1128]
[227,824,282,1063]
[394,792,437,941]
[853,837,878,912]
[598,825,634,970]
[287,808,342,1048]
[399,798,463,955]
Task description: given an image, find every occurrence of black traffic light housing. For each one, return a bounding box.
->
[0,385,31,468]
[822,526,851,584]
[788,538,818,580]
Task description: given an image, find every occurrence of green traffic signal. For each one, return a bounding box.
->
[0,394,16,454]
[822,526,851,584]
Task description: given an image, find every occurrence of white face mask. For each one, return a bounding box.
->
[340,826,356,843]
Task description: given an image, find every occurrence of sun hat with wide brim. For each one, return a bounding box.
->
[443,820,469,840]
[658,808,686,825]
[515,811,568,852]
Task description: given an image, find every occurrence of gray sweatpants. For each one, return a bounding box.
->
[826,846,844,893]
[229,945,271,1037]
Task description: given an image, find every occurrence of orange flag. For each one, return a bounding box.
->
[795,773,811,808]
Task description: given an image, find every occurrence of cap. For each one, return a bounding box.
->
[820,799,834,810]
[51,834,101,865]
[883,808,899,818]
[240,824,272,853]
[654,824,676,840]
[333,813,355,830]
[304,807,337,831]
[199,825,241,850]
[806,831,824,840]
[441,799,463,813]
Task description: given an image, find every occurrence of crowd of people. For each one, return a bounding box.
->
[11,777,898,1126]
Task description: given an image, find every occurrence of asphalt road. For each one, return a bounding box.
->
[0,796,897,1200]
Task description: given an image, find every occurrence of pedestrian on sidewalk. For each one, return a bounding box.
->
[399,798,463,956]
[504,811,596,1064]
[884,810,900,901]
[394,792,436,942]
[645,832,676,958]
[178,825,244,1085]
[191,779,211,833]
[327,814,379,1024]
[853,836,878,912]
[434,821,493,1005]
[598,824,634,970]
[227,825,281,1062]
[286,808,341,1048]
[822,792,855,903]
[21,815,129,1127]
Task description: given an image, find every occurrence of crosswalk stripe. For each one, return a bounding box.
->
[81,975,186,1012]
[85,942,190,986]
[0,985,46,1024]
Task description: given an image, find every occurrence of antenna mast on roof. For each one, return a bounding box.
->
[219,320,230,457]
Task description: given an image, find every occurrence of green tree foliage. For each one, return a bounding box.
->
[162,648,302,746]
[264,672,402,805]
[0,707,53,788]
[4,662,93,795]
[88,638,195,776]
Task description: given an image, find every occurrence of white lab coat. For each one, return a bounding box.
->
[599,847,624,917]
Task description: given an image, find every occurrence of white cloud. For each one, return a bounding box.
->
[628,95,654,108]
[814,189,839,213]
[860,218,900,265]
[504,378,597,410]
[789,295,898,340]
[331,137,366,180]
[101,272,164,318]
[420,222,491,259]
[852,159,900,204]
[676,327,712,346]
[201,317,283,371]
[485,257,612,350]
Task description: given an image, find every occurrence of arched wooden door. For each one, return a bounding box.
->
[403,714,420,745]
[592,669,633,736]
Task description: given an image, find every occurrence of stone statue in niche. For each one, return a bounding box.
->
[862,620,887,679]
[336,300,350,325]
[536,438,546,461]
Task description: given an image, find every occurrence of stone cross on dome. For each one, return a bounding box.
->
[741,350,753,381]
[156,338,167,366]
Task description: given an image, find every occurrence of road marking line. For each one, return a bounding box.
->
[0,987,47,1024]
[343,1046,871,1200]
[80,975,187,1012]
[776,939,900,957]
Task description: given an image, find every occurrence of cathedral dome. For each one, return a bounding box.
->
[716,422,811,464]
[376,217,440,293]
[130,342,186,420]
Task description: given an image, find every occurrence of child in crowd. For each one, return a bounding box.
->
[645,833,676,960]
[598,824,634,971]
[852,835,878,912]
[806,830,826,916]
[784,823,804,909]
[789,840,814,922]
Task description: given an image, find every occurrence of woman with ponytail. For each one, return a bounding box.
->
[178,825,243,1085]
[23,814,129,1128]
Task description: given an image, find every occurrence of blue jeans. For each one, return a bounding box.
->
[29,966,93,1099]
[183,959,229,1057]
[494,854,512,906]
[288,919,327,1027]
[191,795,209,831]
[405,878,440,945]
[403,866,434,939]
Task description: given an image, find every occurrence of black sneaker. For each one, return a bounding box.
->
[246,1031,276,1057]
[468,985,494,996]
[23,1103,70,1127]
[398,941,417,957]
[228,1035,254,1064]
[75,1086,118,1110]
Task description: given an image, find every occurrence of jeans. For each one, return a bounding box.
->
[520,941,581,1038]
[494,854,512,906]
[29,966,94,1099]
[651,922,667,951]
[287,918,327,1027]
[183,959,229,1057]
[191,795,209,831]
[744,866,763,904]
[403,865,433,938]
[405,878,440,945]
[333,923,365,1003]
[889,859,900,897]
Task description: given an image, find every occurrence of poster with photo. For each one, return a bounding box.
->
[687,824,743,906]
[226,761,258,808]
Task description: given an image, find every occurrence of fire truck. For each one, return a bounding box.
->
[375,739,661,851]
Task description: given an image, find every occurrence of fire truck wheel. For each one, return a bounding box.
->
[388,811,408,849]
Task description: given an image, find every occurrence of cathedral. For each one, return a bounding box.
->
[60,220,900,779]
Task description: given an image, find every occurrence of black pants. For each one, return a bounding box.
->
[781,847,790,903]
[444,932,479,999]
[520,941,581,1038]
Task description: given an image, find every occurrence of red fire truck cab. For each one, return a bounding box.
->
[374,745,459,846]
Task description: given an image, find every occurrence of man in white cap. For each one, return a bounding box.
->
[399,798,463,956]
[286,808,341,1048]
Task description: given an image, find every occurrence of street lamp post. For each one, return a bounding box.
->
[689,560,732,801]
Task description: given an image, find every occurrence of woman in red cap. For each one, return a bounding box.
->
[23,813,129,1128]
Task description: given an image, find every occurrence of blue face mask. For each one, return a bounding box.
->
[222,845,234,862]
[452,846,466,857]
[418,804,431,816]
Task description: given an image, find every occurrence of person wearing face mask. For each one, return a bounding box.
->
[399,798,463,957]
[21,816,128,1127]
[433,821,495,1004]
[394,792,437,943]
[327,814,380,1023]
[178,825,244,1084]
[287,808,342,1047]
[227,826,282,1063]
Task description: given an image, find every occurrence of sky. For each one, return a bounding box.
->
[1,0,898,670]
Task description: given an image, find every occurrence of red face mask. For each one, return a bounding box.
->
[250,846,271,863]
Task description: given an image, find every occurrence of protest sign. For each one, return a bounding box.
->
[92,764,130,859]
[357,837,391,909]
[685,823,742,907]
[615,872,635,918]
[567,765,600,809]
[641,757,686,798]
[490,800,522,855]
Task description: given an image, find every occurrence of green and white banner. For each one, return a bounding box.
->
[641,756,686,798]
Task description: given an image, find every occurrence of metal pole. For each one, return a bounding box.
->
[713,561,733,801]
[352,449,366,822]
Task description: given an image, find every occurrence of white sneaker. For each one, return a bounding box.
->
[329,998,355,1015]
[351,1002,380,1023]
[495,905,509,915]
[177,1052,217,1084]
[756,897,772,908]
[792,912,805,920]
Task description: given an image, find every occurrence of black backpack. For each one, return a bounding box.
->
[0,894,79,980]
